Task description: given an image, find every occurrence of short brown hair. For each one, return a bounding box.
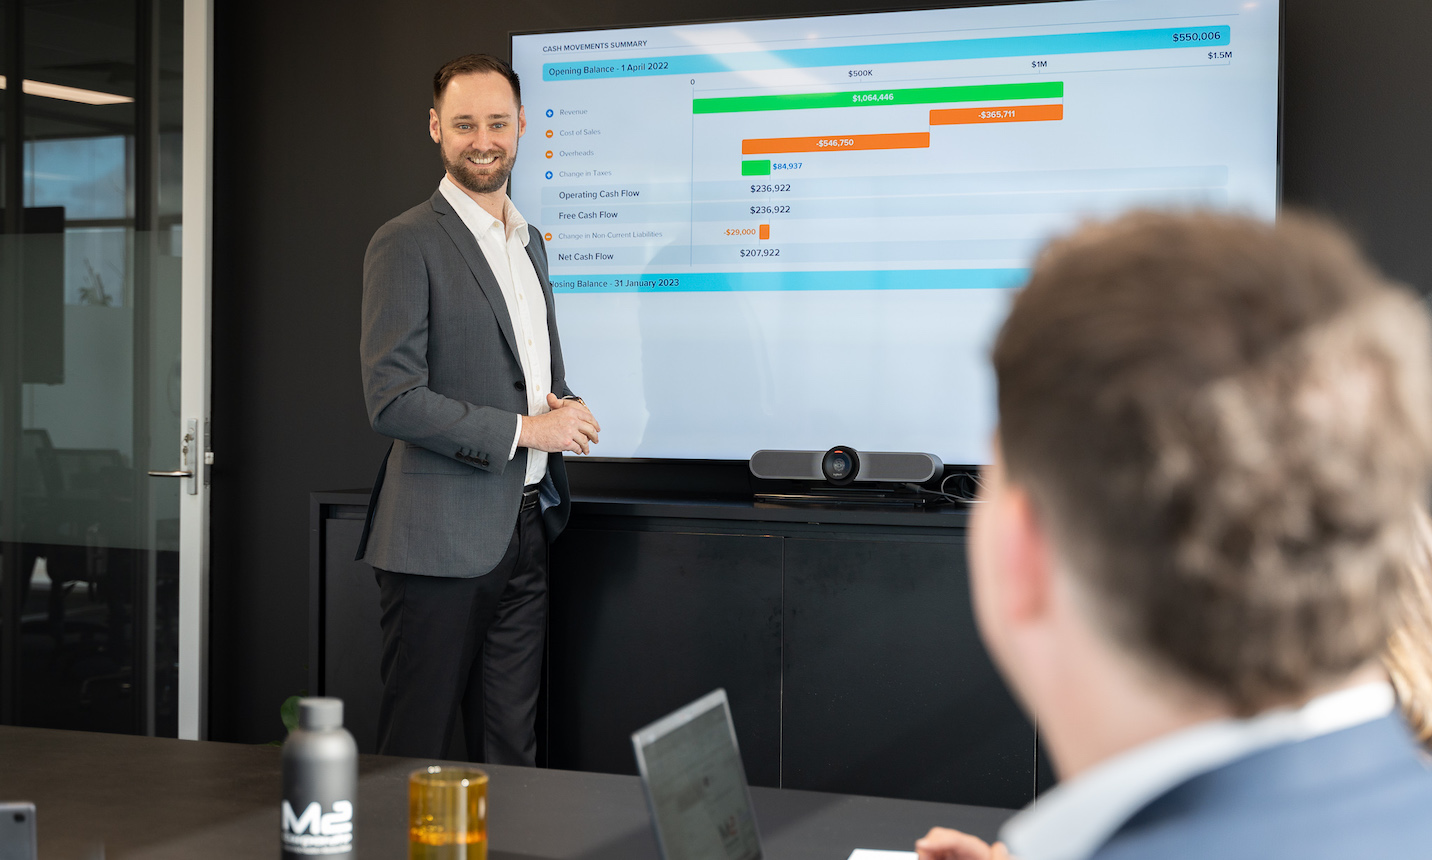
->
[433,54,520,107]
[994,210,1432,714]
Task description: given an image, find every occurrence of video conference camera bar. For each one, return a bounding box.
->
[749,447,964,507]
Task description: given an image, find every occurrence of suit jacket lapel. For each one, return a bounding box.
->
[524,232,551,294]
[430,190,523,365]
[524,232,560,333]
[524,233,566,389]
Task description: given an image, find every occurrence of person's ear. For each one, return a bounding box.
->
[998,484,1055,624]
[517,104,527,138]
[429,108,441,144]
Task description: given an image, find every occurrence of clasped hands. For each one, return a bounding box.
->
[519,393,601,455]
[915,828,1010,860]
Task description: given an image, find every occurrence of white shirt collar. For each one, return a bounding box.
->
[438,175,529,246]
[1001,681,1396,860]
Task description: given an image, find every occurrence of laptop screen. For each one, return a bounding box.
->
[632,690,763,860]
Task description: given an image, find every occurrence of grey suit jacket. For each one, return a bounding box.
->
[1094,714,1432,859]
[356,189,575,577]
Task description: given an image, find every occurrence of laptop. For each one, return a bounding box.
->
[632,689,764,860]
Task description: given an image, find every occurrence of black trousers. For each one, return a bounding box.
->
[373,501,547,765]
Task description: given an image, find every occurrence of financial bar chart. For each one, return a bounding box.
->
[516,11,1269,296]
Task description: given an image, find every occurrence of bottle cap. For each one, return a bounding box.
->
[298,697,344,731]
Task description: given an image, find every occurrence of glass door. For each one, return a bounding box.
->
[0,0,210,739]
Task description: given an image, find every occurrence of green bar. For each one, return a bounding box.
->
[741,159,772,176]
[695,81,1063,114]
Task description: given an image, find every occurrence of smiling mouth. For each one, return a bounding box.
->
[467,154,499,166]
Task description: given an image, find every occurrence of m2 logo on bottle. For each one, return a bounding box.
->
[281,799,353,855]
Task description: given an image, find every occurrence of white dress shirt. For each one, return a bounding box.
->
[438,176,552,487]
[1001,681,1397,860]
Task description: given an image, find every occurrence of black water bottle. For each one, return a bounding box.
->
[281,697,357,858]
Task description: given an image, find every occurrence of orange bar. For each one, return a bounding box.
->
[759,224,771,240]
[741,132,930,155]
[930,104,1063,125]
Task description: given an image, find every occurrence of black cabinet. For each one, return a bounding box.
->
[782,537,1034,808]
[316,512,384,759]
[548,529,783,786]
[311,492,1041,809]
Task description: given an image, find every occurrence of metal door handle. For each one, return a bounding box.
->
[154,418,201,494]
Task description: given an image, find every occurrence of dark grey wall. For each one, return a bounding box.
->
[1281,1,1432,290]
[210,0,1432,743]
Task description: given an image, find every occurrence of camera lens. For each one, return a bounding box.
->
[821,446,860,486]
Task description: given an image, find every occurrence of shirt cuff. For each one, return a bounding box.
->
[509,415,523,461]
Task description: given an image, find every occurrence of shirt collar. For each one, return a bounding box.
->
[438,175,529,246]
[1001,681,1396,860]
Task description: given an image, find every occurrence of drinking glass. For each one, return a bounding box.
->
[409,766,488,860]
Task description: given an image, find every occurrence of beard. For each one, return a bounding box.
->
[443,143,516,195]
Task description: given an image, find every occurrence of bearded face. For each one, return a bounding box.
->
[430,71,526,199]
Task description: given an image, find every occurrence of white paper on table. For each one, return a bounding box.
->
[847,851,918,860]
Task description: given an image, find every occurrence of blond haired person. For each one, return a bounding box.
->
[1387,507,1432,749]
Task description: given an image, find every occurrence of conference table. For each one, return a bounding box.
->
[0,726,1015,859]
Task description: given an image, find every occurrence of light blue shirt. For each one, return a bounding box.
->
[1001,682,1396,860]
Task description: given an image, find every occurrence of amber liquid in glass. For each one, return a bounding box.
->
[409,768,488,860]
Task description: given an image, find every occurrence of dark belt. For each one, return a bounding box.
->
[521,483,541,512]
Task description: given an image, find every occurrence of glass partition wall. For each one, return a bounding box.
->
[0,0,186,737]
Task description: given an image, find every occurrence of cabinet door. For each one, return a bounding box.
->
[783,537,1036,808]
[548,529,783,786]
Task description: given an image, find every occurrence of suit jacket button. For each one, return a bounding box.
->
[514,381,525,391]
[480,459,489,467]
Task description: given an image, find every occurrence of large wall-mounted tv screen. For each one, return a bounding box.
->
[511,0,1281,464]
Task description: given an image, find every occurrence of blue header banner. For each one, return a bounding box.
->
[549,269,1029,294]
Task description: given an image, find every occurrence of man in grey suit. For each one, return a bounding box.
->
[915,212,1432,860]
[356,54,600,765]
